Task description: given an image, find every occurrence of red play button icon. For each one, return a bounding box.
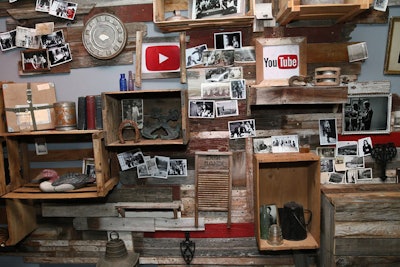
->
[143,44,180,72]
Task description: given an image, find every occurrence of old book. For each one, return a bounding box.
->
[77,96,86,130]
[86,95,96,130]
[95,95,103,129]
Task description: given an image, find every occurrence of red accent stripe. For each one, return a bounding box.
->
[338,132,400,146]
[144,223,255,238]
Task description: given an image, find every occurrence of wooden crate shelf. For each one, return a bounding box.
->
[253,152,321,251]
[102,89,189,147]
[276,0,372,25]
[0,130,118,200]
[153,0,254,32]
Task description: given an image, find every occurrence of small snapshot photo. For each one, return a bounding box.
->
[21,49,50,72]
[201,82,230,99]
[186,44,207,68]
[48,43,72,67]
[230,79,246,99]
[347,42,368,62]
[344,155,364,169]
[264,204,278,225]
[205,67,230,82]
[320,158,334,173]
[316,147,335,158]
[192,0,243,19]
[189,100,215,118]
[346,169,358,184]
[358,137,373,156]
[117,149,145,171]
[202,49,234,67]
[356,168,373,182]
[253,137,273,154]
[234,46,256,63]
[152,156,170,179]
[16,26,40,49]
[145,157,158,176]
[215,100,238,117]
[319,118,337,145]
[35,137,48,155]
[0,30,17,51]
[336,141,358,156]
[49,0,78,20]
[121,99,144,129]
[328,172,345,184]
[137,163,150,178]
[41,30,65,49]
[36,0,51,12]
[214,31,242,50]
[271,135,299,153]
[228,119,256,139]
[82,157,95,178]
[168,159,188,177]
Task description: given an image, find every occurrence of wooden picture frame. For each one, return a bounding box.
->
[255,37,307,86]
[384,17,400,74]
[342,94,392,135]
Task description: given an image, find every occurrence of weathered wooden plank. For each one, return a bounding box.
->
[335,221,400,238]
[73,217,155,231]
[335,237,400,256]
[42,203,118,217]
[154,217,205,231]
[332,256,400,266]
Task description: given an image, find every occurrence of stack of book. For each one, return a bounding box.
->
[77,95,102,130]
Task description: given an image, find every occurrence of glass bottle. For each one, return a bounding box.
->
[127,71,134,91]
[119,73,127,91]
[260,205,270,239]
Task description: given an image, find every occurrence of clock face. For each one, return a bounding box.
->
[82,13,127,60]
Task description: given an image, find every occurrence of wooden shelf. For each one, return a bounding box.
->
[153,0,254,32]
[276,0,372,25]
[248,85,348,105]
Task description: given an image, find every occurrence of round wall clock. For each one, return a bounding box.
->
[82,13,127,60]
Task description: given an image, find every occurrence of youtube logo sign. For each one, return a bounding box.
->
[142,43,180,73]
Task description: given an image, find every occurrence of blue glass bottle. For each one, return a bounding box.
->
[119,73,127,91]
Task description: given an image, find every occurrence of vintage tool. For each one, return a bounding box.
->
[371,142,397,181]
[281,201,312,241]
[180,232,195,264]
[314,67,341,86]
[118,120,141,144]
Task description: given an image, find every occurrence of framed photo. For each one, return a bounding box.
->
[253,137,272,154]
[215,100,238,117]
[21,49,50,72]
[191,0,244,20]
[384,17,400,74]
[0,30,17,51]
[271,135,299,153]
[189,100,215,118]
[319,118,337,145]
[214,31,242,50]
[121,99,144,129]
[342,94,391,135]
[82,157,95,177]
[228,119,256,139]
[168,159,188,176]
[48,43,72,67]
[255,37,307,86]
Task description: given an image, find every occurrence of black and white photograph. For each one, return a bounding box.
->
[152,156,170,179]
[356,168,373,182]
[41,30,65,49]
[145,157,158,176]
[253,137,272,154]
[230,79,246,99]
[82,158,95,178]
[271,135,299,153]
[374,0,388,11]
[121,99,144,129]
[35,137,48,155]
[137,163,150,178]
[36,0,51,12]
[336,141,358,156]
[328,172,345,184]
[49,0,77,20]
[358,137,373,156]
[48,43,72,67]
[344,155,364,169]
[228,66,243,79]
[214,31,242,50]
[205,67,230,82]
[201,82,230,99]
[21,49,50,72]
[0,30,16,51]
[228,119,256,139]
[15,26,40,49]
[316,147,335,158]
[168,159,188,176]
[117,149,145,171]
[319,118,337,145]
[320,158,334,173]
[234,46,256,62]
[192,0,243,19]
[347,42,368,62]
[343,94,391,134]
[189,100,215,118]
[346,169,358,184]
[264,204,278,225]
[186,44,207,68]
[202,49,234,66]
[215,100,238,117]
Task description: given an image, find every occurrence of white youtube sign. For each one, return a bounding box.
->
[142,43,180,73]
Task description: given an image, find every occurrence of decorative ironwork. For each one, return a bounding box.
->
[371,142,397,181]
[180,231,195,264]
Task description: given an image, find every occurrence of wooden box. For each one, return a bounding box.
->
[2,83,56,132]
[321,184,400,266]
[102,89,189,147]
[253,152,320,251]
[153,0,254,32]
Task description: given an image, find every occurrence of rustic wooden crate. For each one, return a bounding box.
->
[102,89,189,147]
[153,0,254,32]
[276,0,372,25]
[321,184,400,266]
[253,152,321,251]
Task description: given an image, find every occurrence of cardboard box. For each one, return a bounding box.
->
[2,82,56,132]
